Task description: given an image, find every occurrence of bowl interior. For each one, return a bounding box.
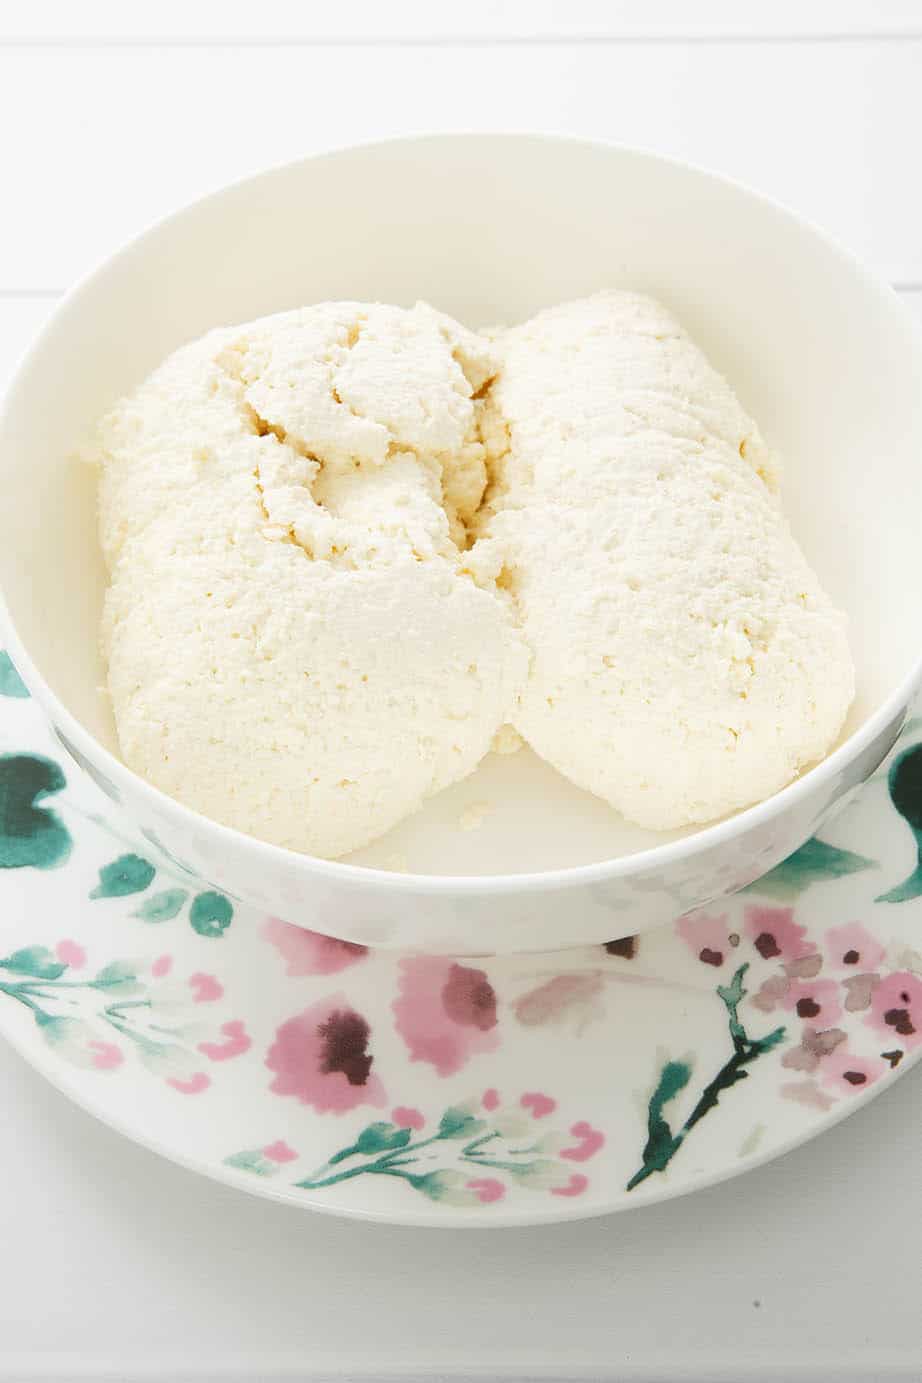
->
[2,135,921,876]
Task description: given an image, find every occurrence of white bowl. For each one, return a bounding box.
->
[2,134,921,954]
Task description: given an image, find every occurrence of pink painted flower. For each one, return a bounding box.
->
[782,979,842,1028]
[262,1140,298,1164]
[263,918,368,976]
[521,1091,556,1119]
[867,971,922,1049]
[551,1173,589,1198]
[266,994,386,1113]
[188,972,224,1003]
[744,905,817,961]
[391,1106,425,1131]
[88,1040,124,1071]
[393,958,499,1076]
[561,1121,605,1162]
[677,911,730,967]
[482,1088,500,1111]
[466,1177,506,1203]
[151,954,172,978]
[825,923,885,973]
[55,940,86,969]
[820,1049,887,1095]
[198,1019,251,1062]
[168,1072,211,1095]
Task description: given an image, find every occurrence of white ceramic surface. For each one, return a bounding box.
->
[1,134,921,952]
[2,653,922,1227]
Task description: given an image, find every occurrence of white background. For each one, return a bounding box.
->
[2,3,921,1379]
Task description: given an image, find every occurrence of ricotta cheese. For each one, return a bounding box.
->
[98,302,526,858]
[97,290,854,856]
[476,291,854,830]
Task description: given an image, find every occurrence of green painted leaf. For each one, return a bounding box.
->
[189,891,233,937]
[92,960,138,987]
[224,1149,279,1178]
[717,963,749,1041]
[438,1106,486,1141]
[876,745,922,901]
[0,945,67,980]
[353,1122,413,1156]
[405,1169,468,1201]
[133,888,188,923]
[626,1059,692,1190]
[0,754,71,871]
[745,837,875,901]
[91,959,142,998]
[889,743,922,834]
[90,853,156,899]
[0,652,28,698]
[876,864,922,904]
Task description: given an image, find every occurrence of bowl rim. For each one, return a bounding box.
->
[3,129,922,897]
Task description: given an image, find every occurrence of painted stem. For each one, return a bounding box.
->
[0,984,46,1018]
[627,964,785,1191]
[304,1131,445,1185]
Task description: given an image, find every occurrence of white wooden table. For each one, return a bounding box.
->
[2,5,921,1379]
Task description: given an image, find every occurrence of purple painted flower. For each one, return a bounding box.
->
[780,1080,836,1112]
[393,958,499,1076]
[266,995,386,1113]
[780,1025,847,1073]
[751,974,791,1013]
[841,973,880,1013]
[744,905,817,961]
[513,973,604,1028]
[867,971,922,1049]
[262,918,368,976]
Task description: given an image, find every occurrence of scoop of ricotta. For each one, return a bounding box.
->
[98,302,527,857]
[474,291,854,830]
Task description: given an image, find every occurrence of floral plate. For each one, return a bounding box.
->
[2,647,922,1227]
